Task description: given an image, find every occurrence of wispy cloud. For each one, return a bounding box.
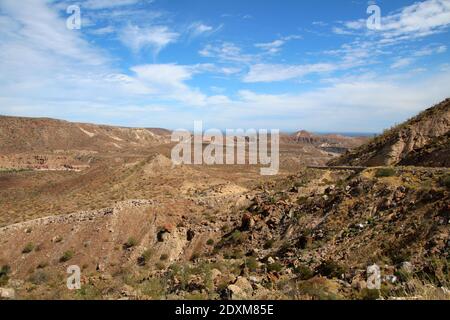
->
[187,21,222,39]
[254,35,301,54]
[335,0,450,43]
[243,63,336,83]
[118,24,179,56]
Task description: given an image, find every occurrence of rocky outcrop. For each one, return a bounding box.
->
[329,98,450,167]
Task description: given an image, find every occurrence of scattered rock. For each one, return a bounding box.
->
[0,288,15,299]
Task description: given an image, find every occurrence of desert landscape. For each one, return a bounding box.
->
[0,99,449,300]
[1,0,450,304]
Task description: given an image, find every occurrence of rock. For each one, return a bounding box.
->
[236,196,253,210]
[228,278,253,300]
[401,261,414,274]
[384,275,397,284]
[211,269,222,282]
[0,287,15,299]
[187,229,195,241]
[241,213,255,230]
[267,257,275,264]
[227,284,246,300]
[234,277,253,294]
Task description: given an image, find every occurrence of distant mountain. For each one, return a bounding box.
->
[282,130,368,154]
[0,116,171,154]
[329,98,450,167]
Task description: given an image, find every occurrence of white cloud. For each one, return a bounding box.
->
[199,42,255,63]
[187,22,222,39]
[83,0,143,10]
[118,24,179,55]
[90,25,115,35]
[335,0,450,43]
[391,57,414,69]
[255,35,302,54]
[243,63,337,83]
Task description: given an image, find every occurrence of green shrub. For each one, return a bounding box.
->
[60,250,74,262]
[440,174,450,189]
[206,239,214,246]
[267,262,283,272]
[137,249,153,266]
[245,257,258,272]
[316,260,346,279]
[263,239,275,249]
[375,168,396,178]
[22,242,35,254]
[295,265,315,280]
[0,265,11,286]
[124,237,138,249]
[29,270,49,285]
[160,254,169,261]
[230,230,242,243]
[359,288,380,300]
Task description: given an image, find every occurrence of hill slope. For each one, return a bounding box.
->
[0,116,171,154]
[329,99,450,167]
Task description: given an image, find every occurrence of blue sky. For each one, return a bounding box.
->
[0,0,449,132]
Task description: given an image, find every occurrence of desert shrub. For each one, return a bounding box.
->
[375,168,396,178]
[76,284,102,300]
[267,262,283,273]
[22,242,35,254]
[60,250,74,262]
[263,239,275,249]
[140,278,166,299]
[206,239,214,246]
[160,254,169,261]
[123,237,138,249]
[316,260,346,279]
[245,257,258,272]
[297,277,341,300]
[37,261,49,269]
[359,288,380,300]
[0,265,11,286]
[155,262,166,270]
[440,174,450,189]
[29,270,49,285]
[295,265,315,280]
[137,249,153,266]
[230,230,242,243]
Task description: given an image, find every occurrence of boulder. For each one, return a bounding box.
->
[0,287,15,299]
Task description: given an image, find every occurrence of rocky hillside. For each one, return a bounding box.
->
[329,99,450,167]
[282,130,368,154]
[0,116,171,154]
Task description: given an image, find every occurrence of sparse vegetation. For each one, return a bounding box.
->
[267,262,283,273]
[0,265,11,286]
[124,237,138,249]
[316,260,346,279]
[22,242,35,254]
[263,239,275,249]
[440,174,450,189]
[60,250,74,262]
[29,270,49,285]
[160,254,169,261]
[375,167,396,178]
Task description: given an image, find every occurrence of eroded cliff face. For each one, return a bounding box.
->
[330,98,450,167]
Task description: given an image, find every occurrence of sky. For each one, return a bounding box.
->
[0,0,449,133]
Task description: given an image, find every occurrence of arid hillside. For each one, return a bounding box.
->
[0,116,171,154]
[329,98,450,167]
